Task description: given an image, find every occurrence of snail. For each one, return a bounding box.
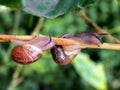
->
[51,45,82,65]
[51,32,106,65]
[11,35,55,64]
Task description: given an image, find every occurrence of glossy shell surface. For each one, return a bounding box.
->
[11,44,42,64]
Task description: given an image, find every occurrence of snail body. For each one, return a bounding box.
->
[11,36,55,64]
[62,32,104,46]
[51,32,104,65]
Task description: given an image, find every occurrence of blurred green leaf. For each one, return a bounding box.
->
[72,53,107,90]
[0,0,21,8]
[108,26,120,34]
[22,0,74,19]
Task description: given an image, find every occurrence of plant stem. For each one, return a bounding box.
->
[0,34,36,42]
[54,37,120,50]
[81,12,120,43]
[12,10,20,34]
[32,17,45,35]
[7,65,23,90]
[0,34,120,50]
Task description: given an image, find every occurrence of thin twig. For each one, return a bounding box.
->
[32,17,45,35]
[81,12,120,43]
[0,34,36,42]
[7,65,23,90]
[12,10,20,34]
[0,34,120,50]
[54,37,120,50]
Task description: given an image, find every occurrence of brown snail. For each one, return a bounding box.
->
[51,45,81,65]
[11,35,55,64]
[51,32,106,65]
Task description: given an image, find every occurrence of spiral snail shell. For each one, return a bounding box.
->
[11,44,42,64]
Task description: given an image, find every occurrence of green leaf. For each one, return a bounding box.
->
[72,53,107,90]
[22,0,74,19]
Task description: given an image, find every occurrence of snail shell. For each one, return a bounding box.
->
[51,45,81,65]
[11,44,42,64]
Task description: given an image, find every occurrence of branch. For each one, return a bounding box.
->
[81,12,120,43]
[0,34,120,50]
[0,34,36,42]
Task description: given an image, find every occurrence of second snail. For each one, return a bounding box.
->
[50,32,106,65]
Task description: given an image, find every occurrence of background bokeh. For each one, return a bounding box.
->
[0,0,120,90]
